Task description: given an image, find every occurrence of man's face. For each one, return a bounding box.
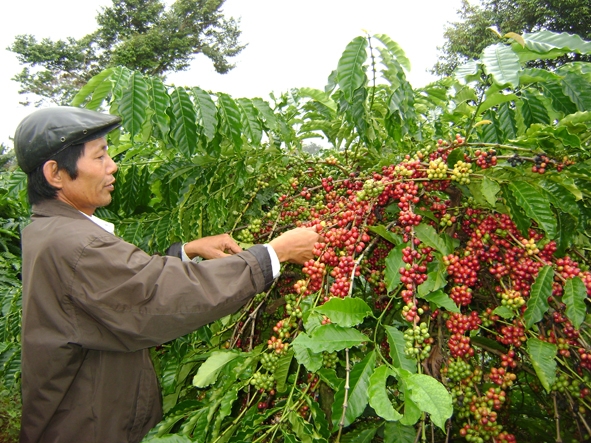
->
[57,137,118,215]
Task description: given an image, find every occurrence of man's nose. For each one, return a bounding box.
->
[107,154,118,174]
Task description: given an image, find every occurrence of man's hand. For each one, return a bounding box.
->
[269,227,321,265]
[184,234,242,260]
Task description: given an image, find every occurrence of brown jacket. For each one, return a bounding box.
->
[19,200,273,443]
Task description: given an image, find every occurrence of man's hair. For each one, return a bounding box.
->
[27,143,86,205]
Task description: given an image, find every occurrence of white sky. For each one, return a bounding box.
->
[0,0,464,148]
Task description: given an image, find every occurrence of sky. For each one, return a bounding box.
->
[0,0,465,148]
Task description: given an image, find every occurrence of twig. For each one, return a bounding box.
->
[553,392,563,443]
[431,420,435,443]
[230,282,277,347]
[465,142,536,152]
[465,79,489,142]
[335,348,351,443]
[211,383,260,443]
[566,392,591,437]
[578,411,591,436]
[414,421,422,443]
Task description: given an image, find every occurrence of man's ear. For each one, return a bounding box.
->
[42,160,63,189]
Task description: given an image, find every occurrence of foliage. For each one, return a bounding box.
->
[5,29,591,442]
[0,160,26,435]
[8,0,244,105]
[0,382,21,443]
[433,0,591,76]
[0,162,26,391]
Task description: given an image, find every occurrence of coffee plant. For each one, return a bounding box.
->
[4,30,591,443]
[0,153,26,442]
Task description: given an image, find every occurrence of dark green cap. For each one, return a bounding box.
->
[14,106,122,173]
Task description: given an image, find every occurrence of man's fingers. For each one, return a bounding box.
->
[225,242,243,254]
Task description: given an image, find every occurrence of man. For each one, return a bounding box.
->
[14,106,320,443]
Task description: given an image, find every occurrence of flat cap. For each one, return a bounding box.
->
[14,106,122,173]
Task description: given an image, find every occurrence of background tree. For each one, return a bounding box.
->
[433,0,591,76]
[8,0,245,106]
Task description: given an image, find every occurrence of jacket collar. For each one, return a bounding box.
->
[32,199,93,221]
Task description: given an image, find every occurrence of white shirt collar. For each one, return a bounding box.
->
[80,211,115,234]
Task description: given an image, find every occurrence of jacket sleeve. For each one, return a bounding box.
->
[67,235,273,352]
[165,242,183,258]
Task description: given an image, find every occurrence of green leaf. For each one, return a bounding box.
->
[454,60,480,82]
[332,351,375,428]
[299,87,337,113]
[170,87,198,157]
[471,335,511,353]
[497,102,518,139]
[422,290,461,314]
[479,110,504,144]
[192,351,241,388]
[147,77,171,138]
[373,34,411,72]
[308,397,331,439]
[71,67,114,109]
[384,325,417,373]
[479,91,519,114]
[540,81,578,116]
[251,98,279,131]
[554,212,578,257]
[6,170,27,199]
[212,385,239,438]
[350,86,369,143]
[110,66,133,101]
[317,368,343,391]
[518,96,548,134]
[292,324,369,354]
[120,221,143,246]
[519,67,561,85]
[399,393,421,426]
[368,365,403,421]
[274,350,294,393]
[217,93,243,151]
[147,435,194,443]
[191,87,218,142]
[369,225,403,245]
[236,98,263,145]
[527,337,557,393]
[524,266,554,329]
[522,31,591,56]
[314,297,373,328]
[287,411,316,443]
[341,425,379,443]
[414,224,450,255]
[281,430,298,443]
[561,72,591,112]
[502,184,531,236]
[563,277,587,329]
[446,148,465,169]
[417,269,448,298]
[292,338,323,373]
[507,181,557,239]
[385,244,405,292]
[482,43,521,87]
[405,374,453,430]
[481,177,501,207]
[337,36,368,101]
[493,305,515,319]
[539,180,581,217]
[119,72,149,139]
[383,421,416,443]
[558,110,591,128]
